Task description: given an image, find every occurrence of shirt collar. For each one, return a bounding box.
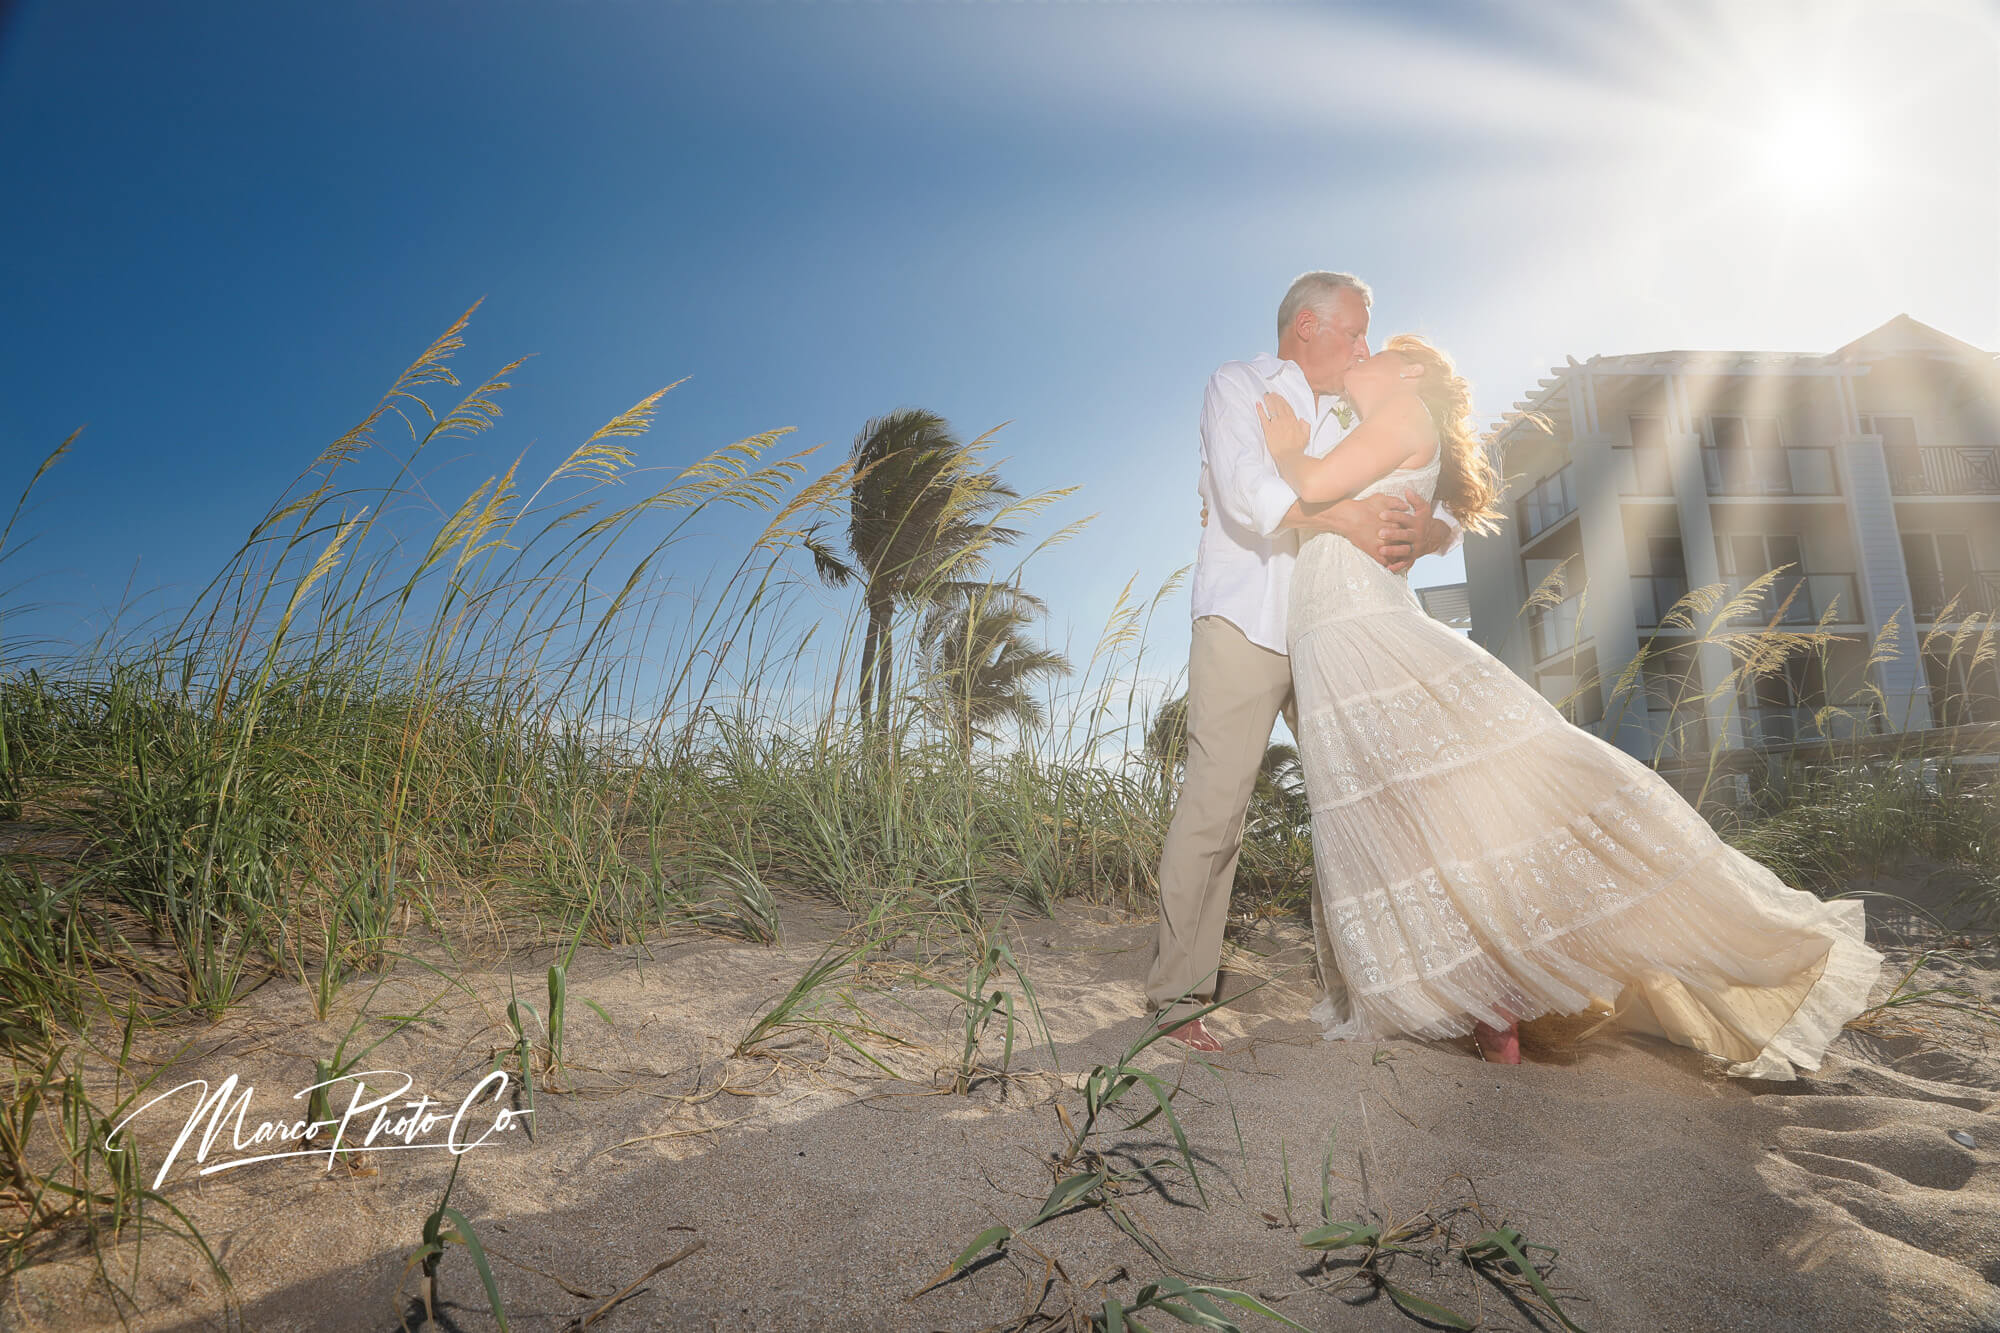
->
[1250,352,1299,384]
[1252,353,1344,416]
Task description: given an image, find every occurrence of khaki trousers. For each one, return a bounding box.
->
[1145,615,1303,1020]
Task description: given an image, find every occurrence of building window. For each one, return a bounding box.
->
[1901,531,1979,622]
[1719,532,1805,584]
[1635,535,1689,627]
[1718,533,1824,623]
[1710,415,1785,451]
[1626,415,1672,495]
[1924,646,2000,727]
[1865,415,1919,450]
[1870,414,1924,491]
[1740,653,1829,743]
[1638,643,1708,759]
[1706,414,1788,493]
[1518,467,1576,540]
[1537,668,1604,728]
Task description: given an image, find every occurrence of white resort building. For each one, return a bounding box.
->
[1464,316,2000,764]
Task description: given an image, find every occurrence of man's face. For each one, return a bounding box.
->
[1296,289,1371,396]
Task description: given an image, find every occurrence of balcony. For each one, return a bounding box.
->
[1736,704,1873,747]
[1633,571,1861,628]
[1725,571,1861,625]
[1632,574,1691,628]
[1530,593,1587,662]
[1643,705,1710,761]
[1517,465,1576,542]
[1703,446,1839,497]
[1887,446,2000,496]
[1740,705,1821,746]
[1911,571,2000,623]
[1611,445,1675,497]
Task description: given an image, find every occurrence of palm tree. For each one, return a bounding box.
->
[1143,692,1191,792]
[808,409,1023,730]
[1252,741,1309,835]
[918,583,1072,751]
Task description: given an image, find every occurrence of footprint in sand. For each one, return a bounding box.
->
[1756,1074,2000,1330]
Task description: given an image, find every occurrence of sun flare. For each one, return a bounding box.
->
[1754,102,1857,201]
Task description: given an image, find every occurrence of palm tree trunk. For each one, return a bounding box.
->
[873,618,894,732]
[858,591,895,731]
[857,594,886,728]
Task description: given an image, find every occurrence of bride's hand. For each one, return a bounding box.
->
[1257,393,1308,456]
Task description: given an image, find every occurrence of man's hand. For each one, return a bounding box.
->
[1300,489,1447,573]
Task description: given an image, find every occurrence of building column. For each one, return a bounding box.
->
[1466,511,1529,673]
[1567,364,1648,756]
[1833,368,1932,733]
[1663,373,1745,750]
[1838,446,1934,733]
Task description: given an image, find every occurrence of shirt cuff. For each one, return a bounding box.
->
[1247,473,1297,538]
[1434,507,1465,556]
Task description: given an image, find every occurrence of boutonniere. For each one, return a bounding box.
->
[1333,399,1356,430]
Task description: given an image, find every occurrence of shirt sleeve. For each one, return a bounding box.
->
[1200,368,1297,539]
[1433,503,1465,556]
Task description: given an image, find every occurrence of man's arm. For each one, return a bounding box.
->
[1199,369,1298,538]
[1195,474,1450,574]
[1193,367,1458,571]
[1284,496,1417,574]
[1280,491,1455,574]
[1425,501,1462,559]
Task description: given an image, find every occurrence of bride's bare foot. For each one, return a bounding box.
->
[1473,1019,1520,1065]
[1159,1017,1223,1052]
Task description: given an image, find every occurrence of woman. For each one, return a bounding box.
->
[1260,334,1880,1075]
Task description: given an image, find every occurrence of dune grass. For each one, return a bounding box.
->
[1,306,1996,1322]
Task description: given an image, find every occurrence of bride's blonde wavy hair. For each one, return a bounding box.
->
[1380,334,1504,535]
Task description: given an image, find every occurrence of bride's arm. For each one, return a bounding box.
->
[1258,393,1431,505]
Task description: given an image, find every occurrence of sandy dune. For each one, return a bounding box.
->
[6,883,1998,1333]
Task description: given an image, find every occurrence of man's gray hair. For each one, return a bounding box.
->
[1276,271,1372,339]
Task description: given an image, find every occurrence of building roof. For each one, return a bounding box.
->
[1416,582,1472,630]
[1490,315,1996,445]
[1831,314,1995,364]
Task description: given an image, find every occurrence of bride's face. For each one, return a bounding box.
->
[1344,349,1420,415]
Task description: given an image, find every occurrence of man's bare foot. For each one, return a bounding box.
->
[1473,1019,1520,1065]
[1159,1017,1223,1052]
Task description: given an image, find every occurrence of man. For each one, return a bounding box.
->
[1147,270,1460,1052]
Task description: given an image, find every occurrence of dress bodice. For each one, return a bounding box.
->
[1352,450,1442,505]
[1288,451,1443,645]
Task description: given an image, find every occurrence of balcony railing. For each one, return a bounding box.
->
[1724,571,1861,625]
[1887,446,2000,496]
[1736,704,1873,746]
[1517,465,1576,541]
[1633,572,1860,628]
[1912,571,2000,623]
[1703,446,1839,497]
[1740,705,1820,745]
[1530,593,1587,662]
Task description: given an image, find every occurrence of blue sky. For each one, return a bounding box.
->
[3,1,1996,706]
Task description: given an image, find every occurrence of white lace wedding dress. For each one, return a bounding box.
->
[1289,451,1883,1079]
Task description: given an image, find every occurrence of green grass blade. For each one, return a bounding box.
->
[1300,1221,1380,1251]
[1028,1170,1106,1229]
[1382,1280,1472,1330]
[440,1206,509,1333]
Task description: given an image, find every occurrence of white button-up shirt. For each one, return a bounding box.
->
[1190,352,1461,654]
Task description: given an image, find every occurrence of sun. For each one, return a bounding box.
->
[1752,101,1858,202]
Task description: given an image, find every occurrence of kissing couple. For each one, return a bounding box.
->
[1146,270,1881,1078]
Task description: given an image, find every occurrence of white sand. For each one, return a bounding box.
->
[6,879,1998,1333]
